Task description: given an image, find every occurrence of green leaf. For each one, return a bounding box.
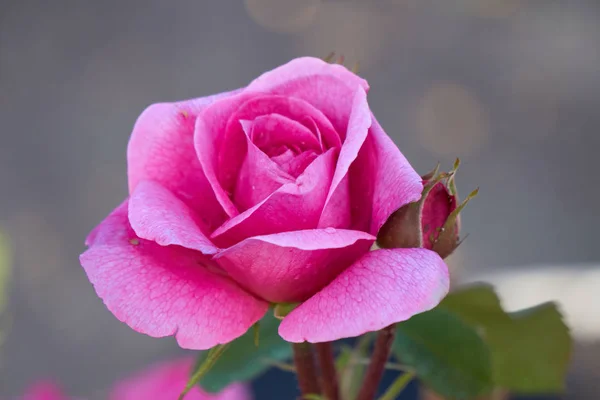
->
[193,311,292,393]
[393,308,494,399]
[440,284,572,393]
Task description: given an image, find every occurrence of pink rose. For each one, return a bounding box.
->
[80,57,449,348]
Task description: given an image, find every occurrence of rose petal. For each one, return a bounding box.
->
[271,150,319,178]
[422,182,457,249]
[302,116,324,151]
[318,175,351,229]
[250,113,321,155]
[127,90,240,227]
[247,57,369,135]
[211,148,337,248]
[128,180,218,254]
[249,57,368,94]
[214,229,375,303]
[278,248,449,342]
[234,122,293,211]
[318,87,371,229]
[218,96,340,184]
[349,116,423,234]
[110,357,251,400]
[81,201,268,350]
[194,92,258,217]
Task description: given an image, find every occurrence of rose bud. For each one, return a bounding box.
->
[377,160,478,259]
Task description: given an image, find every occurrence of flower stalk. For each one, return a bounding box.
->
[315,342,340,400]
[357,325,397,400]
[293,342,321,397]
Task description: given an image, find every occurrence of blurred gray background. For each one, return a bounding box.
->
[1,0,599,398]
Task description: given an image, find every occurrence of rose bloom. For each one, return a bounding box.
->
[80,57,449,348]
[17,358,249,400]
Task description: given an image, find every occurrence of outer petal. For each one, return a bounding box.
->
[110,357,251,400]
[80,201,268,350]
[249,57,368,94]
[210,149,337,248]
[318,87,371,229]
[127,90,240,227]
[214,229,375,303]
[129,180,218,254]
[279,248,449,343]
[350,116,423,234]
[247,57,369,134]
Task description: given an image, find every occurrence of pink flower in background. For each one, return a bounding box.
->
[80,57,449,347]
[17,358,249,400]
[110,357,250,400]
[20,381,68,400]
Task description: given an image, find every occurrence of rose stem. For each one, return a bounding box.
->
[356,325,397,400]
[315,342,340,400]
[292,342,321,397]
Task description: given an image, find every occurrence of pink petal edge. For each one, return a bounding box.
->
[214,229,375,303]
[318,87,371,229]
[128,180,218,254]
[247,57,369,137]
[248,56,369,97]
[356,116,424,235]
[194,92,259,218]
[81,200,268,350]
[278,248,449,343]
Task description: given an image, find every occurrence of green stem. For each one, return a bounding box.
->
[377,371,415,400]
[315,342,340,400]
[293,342,321,397]
[357,325,397,400]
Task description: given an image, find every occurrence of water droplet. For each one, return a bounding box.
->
[129,238,140,246]
[324,227,336,233]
